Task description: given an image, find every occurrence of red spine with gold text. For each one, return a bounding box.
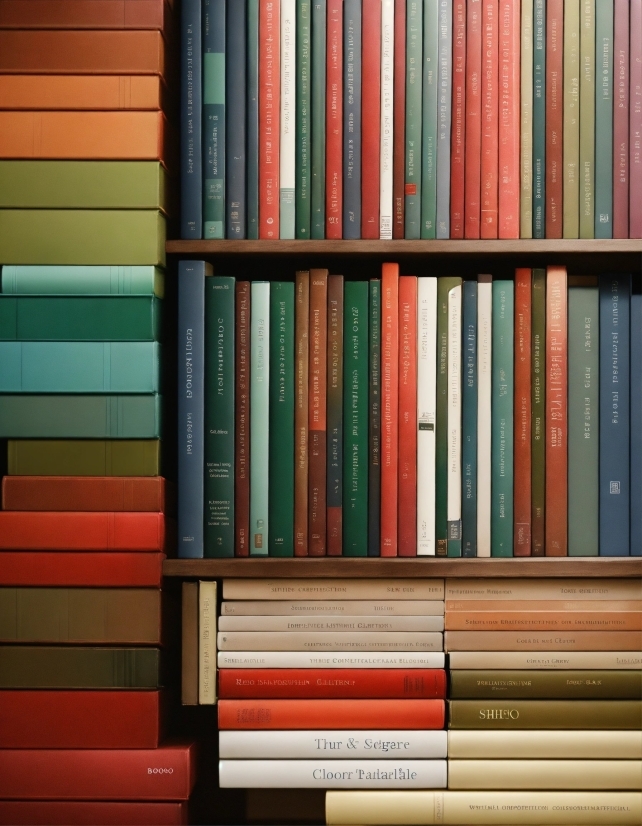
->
[398,275,417,556]
[259,0,280,238]
[450,0,466,238]
[326,1,343,238]
[480,0,498,238]
[393,0,406,238]
[513,268,532,555]
[498,0,520,238]
[380,262,399,556]
[545,0,563,238]
[361,0,382,238]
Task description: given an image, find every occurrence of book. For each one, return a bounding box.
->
[310,0,326,239]
[181,581,198,705]
[450,0,466,238]
[379,0,394,239]
[447,279,463,555]
[448,699,642,729]
[219,616,444,632]
[632,293,642,555]
[225,0,246,238]
[259,0,280,238]
[0,0,171,29]
[465,0,483,238]
[280,0,296,239]
[250,281,270,555]
[476,274,492,557]
[7,440,161,478]
[445,630,642,651]
[361,0,381,238]
[447,729,642,758]
[612,0,629,238]
[448,670,642,699]
[445,599,642,611]
[296,0,312,238]
[247,0,259,238]
[181,0,202,238]
[308,269,328,555]
[562,0,580,238]
[421,0,439,238]
[368,279,381,556]
[218,651,446,668]
[531,267,546,554]
[222,578,445,599]
[520,0,534,237]
[398,276,417,556]
[579,0,595,238]
[0,552,164,588]
[0,802,187,825]
[448,651,642,669]
[221,599,445,615]
[199,580,216,704]
[404,0,423,238]
[203,0,226,239]
[392,0,406,238]
[631,0,642,238]
[445,611,641,632]
[235,281,250,556]
[480,0,498,238]
[595,0,614,237]
[532,0,546,237]
[513,269,531,555]
[326,0,343,239]
[445,577,641,599]
[545,0,563,237]
[448,759,641,790]
[295,271,310,555]
[217,631,443,651]
[1,265,164,296]
[461,281,477,557]
[417,276,437,556]
[497,0,520,239]
[327,275,344,556]
[380,263,399,555]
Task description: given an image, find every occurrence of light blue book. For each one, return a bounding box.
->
[250,281,270,555]
[631,294,641,556]
[1,266,164,297]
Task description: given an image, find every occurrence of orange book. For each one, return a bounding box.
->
[498,0,520,238]
[380,263,399,556]
[480,0,499,238]
[0,75,165,111]
[398,275,417,556]
[0,0,171,30]
[444,630,642,651]
[446,599,642,612]
[513,268,532,555]
[445,611,642,631]
[0,111,167,162]
[308,269,328,556]
[0,30,165,75]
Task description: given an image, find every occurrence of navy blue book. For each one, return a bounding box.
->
[631,293,641,556]
[368,279,381,556]
[203,0,226,239]
[461,280,478,557]
[247,0,259,239]
[599,274,631,556]
[226,0,246,238]
[178,260,212,558]
[343,0,362,238]
[180,0,203,239]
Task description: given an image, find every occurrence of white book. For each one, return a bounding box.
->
[476,274,492,557]
[379,0,395,238]
[223,578,445,599]
[447,650,642,670]
[217,630,443,651]
[221,600,445,616]
[198,580,217,704]
[218,615,444,632]
[417,277,438,555]
[447,283,462,550]
[279,0,296,238]
[448,730,642,760]
[249,281,270,554]
[217,651,446,669]
[220,729,448,759]
[219,759,447,789]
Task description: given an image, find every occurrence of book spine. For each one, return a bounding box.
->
[221,599,447,615]
[579,0,595,238]
[448,699,642,730]
[446,598,642,611]
[269,282,295,556]
[250,281,270,555]
[435,277,456,555]
[223,578,445,599]
[513,269,532,556]
[368,279,381,556]
[491,280,514,556]
[392,0,406,238]
[180,0,202,239]
[218,631,444,651]
[594,0,613,237]
[247,0,259,238]
[445,629,642,651]
[398,276,418,556]
[450,0,466,239]
[631,0,642,238]
[182,581,198,705]
[532,0,545,237]
[343,281,369,556]
[562,0,580,239]
[448,729,642,758]
[205,276,235,557]
[599,274,631,555]
[480,0,498,238]
[421,0,439,238]
[448,651,642,669]
[447,759,642,790]
[327,274,344,556]
[0,265,161,297]
[476,274,492,557]
[632,294,642,555]
[0,552,163,588]
[417,277,438,556]
[235,281,251,556]
[461,281,477,557]
[1,476,170,513]
[545,0,563,238]
[326,0,343,238]
[405,0,423,238]
[259,0,280,238]
[464,0,482,238]
[203,0,226,239]
[436,0,452,239]
[295,271,310,556]
[226,0,246,238]
[311,0,327,238]
[280,0,296,238]
[199,580,217,704]
[447,281,463,555]
[219,615,445,632]
[498,0,520,238]
[296,0,312,238]
[361,0,382,238]
[612,0,629,237]
[309,269,329,555]
[343,0,362,238]
[446,612,642,632]
[520,0,533,237]
[380,263,399,556]
[530,268,546,555]
[219,651,447,668]
[380,0,395,239]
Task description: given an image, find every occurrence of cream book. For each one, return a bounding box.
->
[447,651,642,670]
[218,615,444,632]
[223,578,445,600]
[198,580,217,704]
[221,600,445,616]
[448,760,642,790]
[447,730,642,759]
[217,651,446,669]
[417,277,438,555]
[476,275,492,556]
[217,631,443,651]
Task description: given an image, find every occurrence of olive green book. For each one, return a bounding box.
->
[594,0,613,237]
[0,161,167,211]
[579,0,595,238]
[449,670,642,700]
[421,0,439,238]
[563,0,580,238]
[448,700,642,729]
[7,440,161,476]
[531,269,546,556]
[1,265,164,298]
[310,0,326,239]
[296,0,311,238]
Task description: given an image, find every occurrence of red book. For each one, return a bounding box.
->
[0,802,187,826]
[545,265,568,556]
[1,476,173,513]
[465,0,482,238]
[361,0,382,238]
[398,275,417,557]
[0,512,171,552]
[545,0,563,238]
[0,0,171,30]
[218,699,445,730]
[480,0,498,238]
[513,268,532,556]
[380,263,399,556]
[392,0,406,238]
[326,0,343,238]
[235,281,250,556]
[450,0,466,238]
[498,0,520,238]
[613,0,630,238]
[326,274,344,557]
[218,669,447,699]
[308,269,328,555]
[631,0,642,238]
[259,0,280,238]
[0,743,196,800]
[0,691,163,748]
[0,552,163,587]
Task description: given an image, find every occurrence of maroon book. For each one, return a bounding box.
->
[613,0,630,238]
[234,281,250,556]
[0,802,187,826]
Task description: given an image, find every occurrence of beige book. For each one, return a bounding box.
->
[445,630,642,651]
[448,730,642,759]
[520,0,534,236]
[445,578,642,600]
[221,600,445,616]
[181,581,198,706]
[448,651,642,669]
[217,631,443,652]
[445,599,642,611]
[223,578,445,600]
[218,616,444,632]
[448,760,642,790]
[198,580,217,704]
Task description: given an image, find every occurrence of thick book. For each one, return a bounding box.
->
[379,0,395,239]
[464,0,482,238]
[226,0,246,238]
[221,600,445,616]
[461,281,478,557]
[327,275,344,556]
[222,578,445,600]
[7,440,161,477]
[448,759,641,790]
[250,282,270,555]
[579,0,595,238]
[532,0,546,237]
[0,802,187,826]
[247,0,259,238]
[562,0,580,238]
[181,581,198,705]
[447,280,463,555]
[310,0,327,239]
[218,651,446,669]
[446,577,641,599]
[1,265,164,296]
[219,616,444,632]
[296,0,312,238]
[234,281,250,556]
[368,279,381,556]
[448,651,642,669]
[0,552,164,587]
[631,0,642,238]
[294,271,310,556]
[448,700,642,730]
[445,612,641,632]
[181,0,202,238]
[380,263,399,555]
[594,0,614,237]
[218,699,446,729]
[392,0,406,238]
[513,269,531,555]
[417,277,437,556]
[404,0,423,238]
[259,0,280,238]
[217,631,443,651]
[308,270,329,555]
[632,293,642,555]
[531,268,546,554]
[421,0,439,238]
[325,0,343,239]
[612,0,629,237]
[448,670,642,700]
[498,0,519,238]
[0,0,171,29]
[450,1,466,238]
[445,630,642,651]
[480,0,498,238]
[435,0,452,239]
[545,0,563,237]
[279,0,296,238]
[199,580,216,704]
[361,0,381,238]
[398,276,417,556]
[447,729,642,759]
[202,0,226,239]
[343,0,362,238]
[520,0,533,237]
[476,274,492,557]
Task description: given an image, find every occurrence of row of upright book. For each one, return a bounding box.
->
[177,262,642,558]
[180,0,642,240]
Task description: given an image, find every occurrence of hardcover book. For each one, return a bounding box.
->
[448,759,641,790]
[181,0,203,238]
[0,0,172,29]
[0,552,164,588]
[398,276,417,556]
[0,802,187,826]
[0,74,166,111]
[235,281,250,556]
[1,265,164,297]
[417,277,437,556]
[308,270,328,555]
[202,0,226,239]
[294,271,310,555]
[448,699,642,729]
[250,281,270,554]
[7,440,161,477]
[327,275,344,556]
[280,0,296,238]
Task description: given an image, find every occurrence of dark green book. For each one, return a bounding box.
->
[205,276,235,557]
[421,0,439,238]
[491,280,514,557]
[532,0,546,238]
[296,0,312,238]
[310,0,326,239]
[203,0,226,239]
[344,280,368,556]
[449,670,642,700]
[7,440,161,476]
[448,700,641,730]
[531,269,546,555]
[594,0,613,237]
[247,0,259,239]
[405,0,423,238]
[0,296,161,342]
[327,275,344,555]
[269,282,295,556]
[368,279,381,556]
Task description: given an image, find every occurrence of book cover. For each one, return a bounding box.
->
[480,0,498,238]
[218,651,447,668]
[520,0,533,237]
[461,281,478,557]
[445,630,642,651]
[250,281,270,555]
[361,0,381,238]
[497,0,520,238]
[445,598,642,610]
[532,0,546,237]
[449,670,642,700]
[392,0,406,238]
[226,0,246,238]
[0,553,164,588]
[220,599,446,615]
[311,0,327,239]
[343,0,362,238]
[182,581,198,705]
[513,269,531,555]
[280,0,296,238]
[579,0,595,238]
[218,631,444,651]
[405,0,423,238]
[448,700,642,730]
[562,0,580,238]
[612,0,629,238]
[296,0,312,238]
[295,271,310,556]
[631,0,642,238]
[0,74,165,111]
[448,759,641,790]
[259,0,280,238]
[7,440,161,478]
[398,276,417,556]
[464,0,482,238]
[447,279,463,556]
[234,281,250,556]
[448,651,642,669]
[632,293,642,555]
[446,577,641,599]
[450,1,466,239]
[380,263,399,556]
[222,577,445,599]
[445,611,642,632]
[595,0,614,237]
[417,276,437,556]
[247,0,259,238]
[476,274,492,557]
[379,0,395,239]
[421,0,439,238]
[447,729,642,758]
[308,270,328,555]
[199,580,216,704]
[0,802,186,825]
[368,279,381,556]
[545,0,563,237]
[436,0,453,239]
[0,0,171,29]
[219,616,444,632]
[1,264,163,297]
[327,275,344,556]
[530,268,546,555]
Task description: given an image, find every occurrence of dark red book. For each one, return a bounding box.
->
[326,0,343,238]
[0,691,163,748]
[613,0,630,238]
[218,669,447,699]
[545,0,563,238]
[0,802,187,826]
[361,0,381,238]
[259,0,279,238]
[480,0,498,238]
[464,0,482,238]
[398,275,417,557]
[235,281,250,556]
[0,0,171,30]
[513,268,532,556]
[392,0,406,238]
[380,262,399,556]
[450,0,466,238]
[498,0,520,238]
[0,552,163,587]
[308,269,329,555]
[631,0,642,238]
[0,512,171,552]
[0,743,196,800]
[326,274,344,557]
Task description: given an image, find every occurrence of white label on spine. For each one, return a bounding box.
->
[379,0,395,238]
[417,277,438,554]
[476,275,493,556]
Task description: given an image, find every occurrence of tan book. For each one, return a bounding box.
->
[221,600,445,616]
[445,599,642,611]
[448,730,642,759]
[219,616,444,632]
[444,612,641,631]
[520,0,534,237]
[217,631,443,652]
[445,630,642,651]
[562,0,581,237]
[198,580,216,705]
[449,669,642,699]
[181,581,198,706]
[448,651,642,670]
[223,578,445,600]
[445,578,642,600]
[448,760,642,790]
[448,700,642,729]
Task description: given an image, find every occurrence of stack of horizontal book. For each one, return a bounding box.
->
[217,577,448,789]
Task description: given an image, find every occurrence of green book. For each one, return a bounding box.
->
[0,265,164,297]
[310,0,326,239]
[491,279,514,557]
[204,276,235,557]
[0,210,165,266]
[203,0,226,239]
[343,280,368,556]
[7,440,161,476]
[0,295,161,341]
[247,0,259,239]
[296,0,312,238]
[0,342,160,394]
[448,700,641,730]
[531,268,546,555]
[594,0,613,237]
[250,281,270,555]
[420,0,439,239]
[579,0,595,238]
[0,646,162,690]
[405,0,423,238]
[562,0,580,238]
[532,0,546,238]
[269,282,295,556]
[568,284,599,555]
[0,161,167,211]
[450,670,642,700]
[0,395,161,439]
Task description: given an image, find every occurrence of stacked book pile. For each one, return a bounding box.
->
[216,577,448,789]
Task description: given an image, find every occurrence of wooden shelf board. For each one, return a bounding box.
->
[163,556,641,578]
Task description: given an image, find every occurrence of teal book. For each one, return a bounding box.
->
[250,281,270,555]
[367,278,381,557]
[204,276,235,558]
[568,284,599,556]
[203,0,226,239]
[310,0,326,239]
[0,296,161,342]
[0,395,161,439]
[247,0,259,239]
[405,0,423,238]
[269,282,295,556]
[296,0,312,238]
[491,279,514,557]
[461,281,478,557]
[343,280,369,556]
[532,0,546,237]
[594,0,613,237]
[1,266,164,298]
[420,0,439,239]
[0,342,160,394]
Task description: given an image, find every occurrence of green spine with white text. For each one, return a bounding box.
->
[420,0,439,238]
[203,0,226,238]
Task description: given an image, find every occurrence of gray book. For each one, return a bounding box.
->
[436,0,453,238]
